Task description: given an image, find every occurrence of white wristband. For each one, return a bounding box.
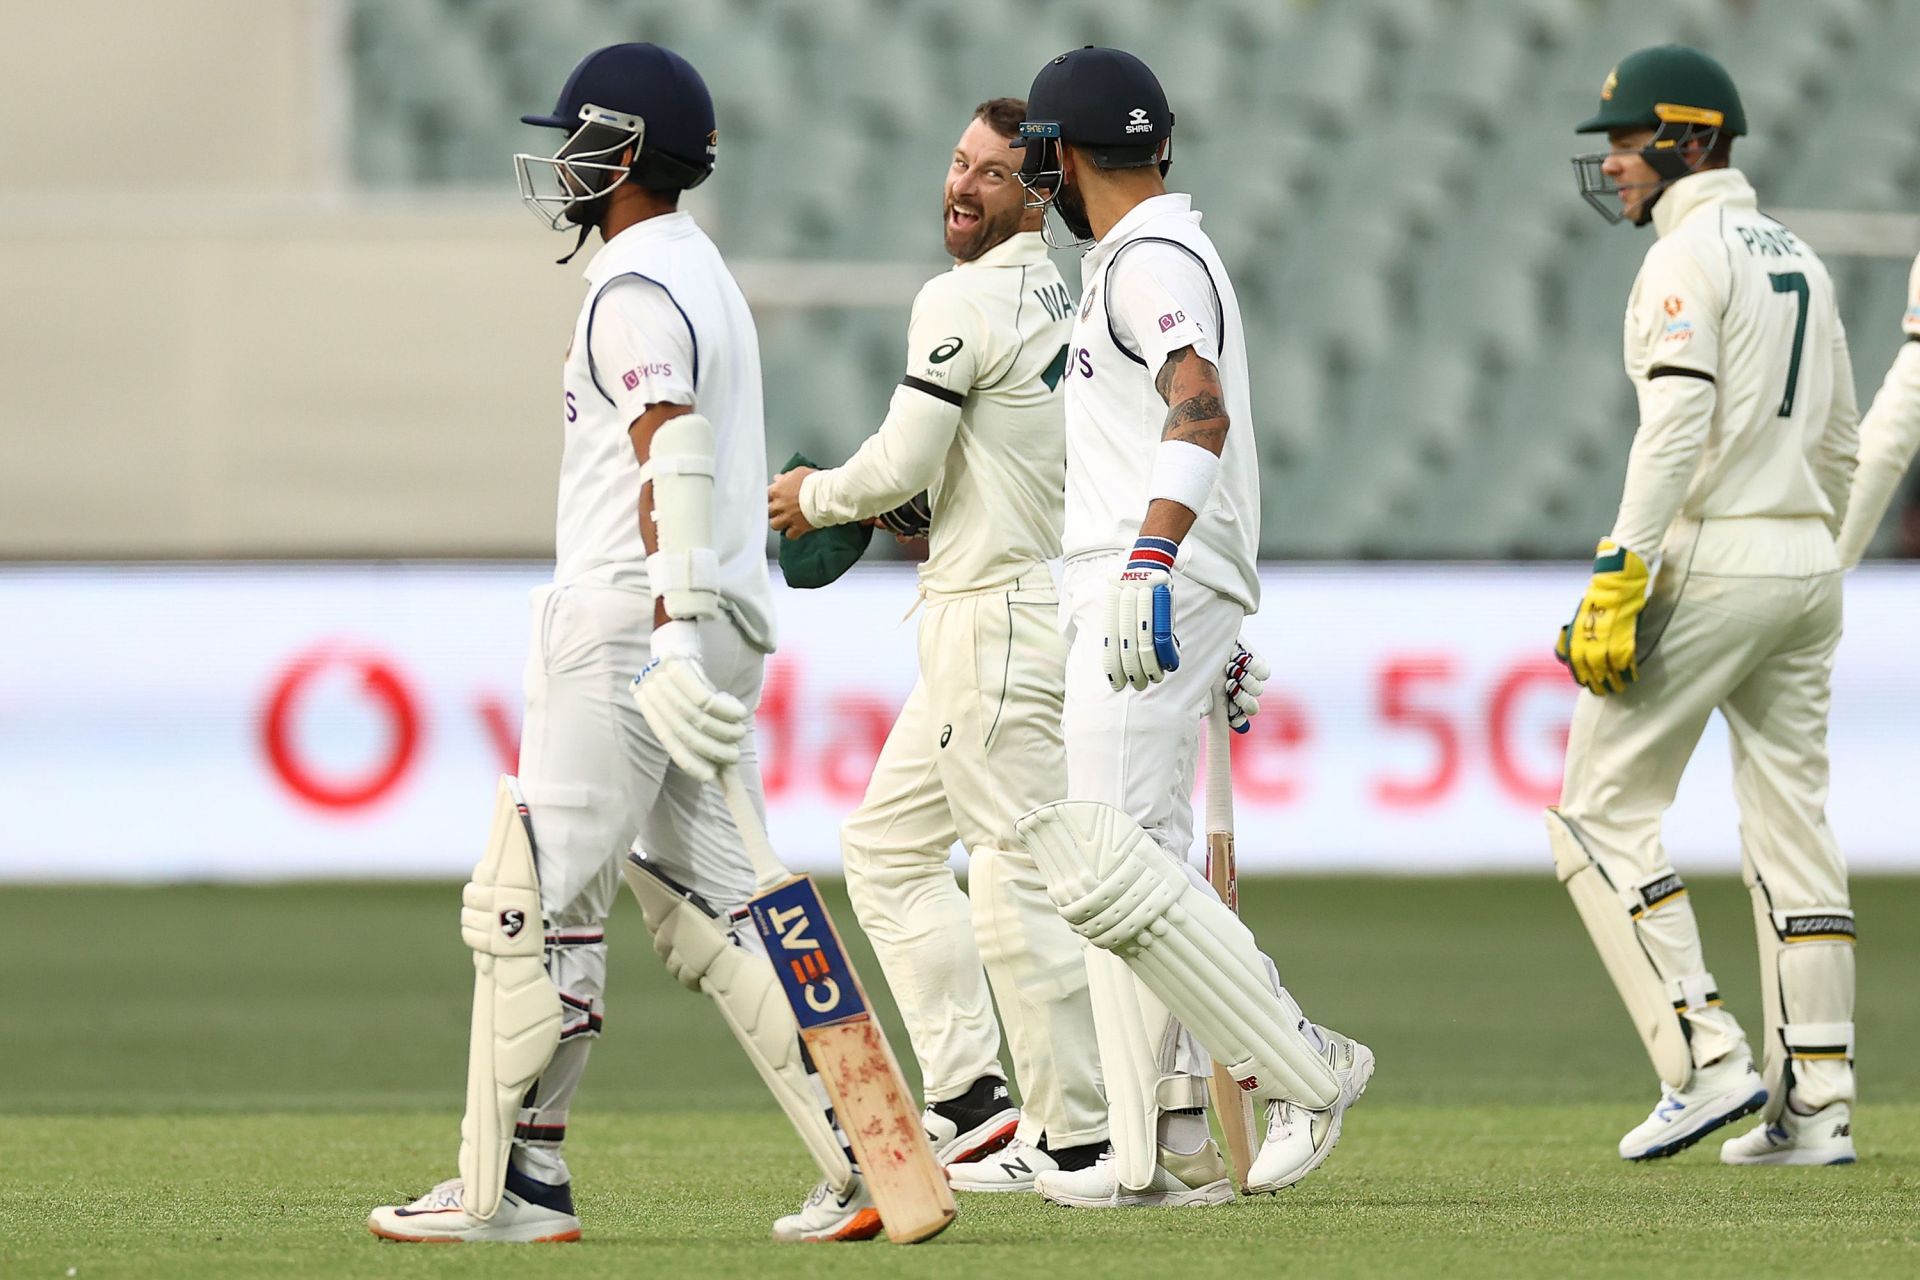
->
[1146,439,1221,515]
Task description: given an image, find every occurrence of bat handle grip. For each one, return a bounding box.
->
[718,767,789,892]
[1205,694,1233,834]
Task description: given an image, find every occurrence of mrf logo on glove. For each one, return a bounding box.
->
[1554,538,1651,696]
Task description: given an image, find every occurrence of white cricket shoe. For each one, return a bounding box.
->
[1721,1102,1856,1166]
[1034,1144,1233,1209]
[368,1175,581,1244]
[947,1136,1058,1193]
[770,1177,883,1243]
[1618,1054,1768,1161]
[1245,1026,1376,1194]
[922,1075,1020,1165]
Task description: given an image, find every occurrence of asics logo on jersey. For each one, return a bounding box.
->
[1125,107,1153,134]
[929,337,964,364]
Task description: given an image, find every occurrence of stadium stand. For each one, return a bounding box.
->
[349,0,1920,558]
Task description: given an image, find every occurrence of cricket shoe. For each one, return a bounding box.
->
[947,1135,1091,1193]
[1721,1102,1856,1166]
[770,1176,882,1243]
[923,1074,1020,1165]
[1034,1143,1233,1209]
[368,1168,581,1243]
[1618,1054,1767,1161]
[1245,1026,1376,1194]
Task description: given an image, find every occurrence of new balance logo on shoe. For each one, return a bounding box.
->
[998,1156,1032,1178]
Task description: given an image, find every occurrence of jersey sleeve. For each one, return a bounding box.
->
[586,275,698,426]
[1629,238,1723,380]
[1105,242,1223,377]
[799,279,973,528]
[898,278,988,408]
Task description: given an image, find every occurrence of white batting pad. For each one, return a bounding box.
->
[458,776,564,1219]
[1016,801,1338,1109]
[622,853,855,1192]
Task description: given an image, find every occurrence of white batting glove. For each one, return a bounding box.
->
[1223,637,1270,734]
[630,620,749,782]
[1102,537,1182,691]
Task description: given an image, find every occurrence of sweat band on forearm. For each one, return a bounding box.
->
[1145,438,1221,515]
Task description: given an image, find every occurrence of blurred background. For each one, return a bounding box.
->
[4,0,1920,880]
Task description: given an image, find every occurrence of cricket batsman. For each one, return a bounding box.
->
[1552,45,1861,1165]
[1006,47,1373,1208]
[1834,252,1920,568]
[766,98,1112,1195]
[369,44,880,1244]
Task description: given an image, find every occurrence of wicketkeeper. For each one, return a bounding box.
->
[1553,45,1860,1166]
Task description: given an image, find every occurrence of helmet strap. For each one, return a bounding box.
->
[556,222,595,265]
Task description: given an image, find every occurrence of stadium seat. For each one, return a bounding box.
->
[348,0,1920,559]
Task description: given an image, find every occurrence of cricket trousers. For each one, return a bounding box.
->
[840,567,1107,1148]
[1556,516,1855,1120]
[1059,555,1306,1176]
[510,575,767,1183]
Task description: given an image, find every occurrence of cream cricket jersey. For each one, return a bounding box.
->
[1610,168,1857,562]
[1062,193,1261,612]
[801,230,1074,593]
[1836,251,1920,567]
[559,211,775,652]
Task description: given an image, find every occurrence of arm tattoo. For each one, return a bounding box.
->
[1153,346,1191,403]
[1156,346,1229,453]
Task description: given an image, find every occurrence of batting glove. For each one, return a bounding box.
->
[1554,538,1650,696]
[630,620,750,781]
[1103,537,1181,691]
[1223,637,1269,733]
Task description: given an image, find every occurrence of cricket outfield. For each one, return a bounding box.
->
[5,876,1915,1277]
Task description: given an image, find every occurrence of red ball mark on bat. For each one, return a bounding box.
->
[261,644,421,811]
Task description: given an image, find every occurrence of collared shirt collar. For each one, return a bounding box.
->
[958,229,1050,270]
[1652,167,1756,237]
[1084,192,1197,270]
[581,210,698,283]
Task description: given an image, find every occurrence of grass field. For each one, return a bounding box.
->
[4,876,1916,1277]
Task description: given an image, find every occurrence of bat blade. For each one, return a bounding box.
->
[1206,830,1258,1188]
[750,872,956,1244]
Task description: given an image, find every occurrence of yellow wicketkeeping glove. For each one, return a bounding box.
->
[1554,538,1651,696]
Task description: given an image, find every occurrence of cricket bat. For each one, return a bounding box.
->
[1205,699,1258,1190]
[719,768,957,1245]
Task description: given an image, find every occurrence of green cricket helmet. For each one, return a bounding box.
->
[1572,44,1746,226]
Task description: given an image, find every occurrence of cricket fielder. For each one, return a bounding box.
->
[766,98,1110,1195]
[1555,45,1860,1165]
[1834,252,1920,568]
[369,44,879,1245]
[1007,48,1372,1209]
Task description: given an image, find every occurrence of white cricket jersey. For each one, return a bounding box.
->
[1836,251,1920,567]
[1063,193,1260,611]
[801,231,1073,593]
[1610,168,1856,562]
[559,211,775,652]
